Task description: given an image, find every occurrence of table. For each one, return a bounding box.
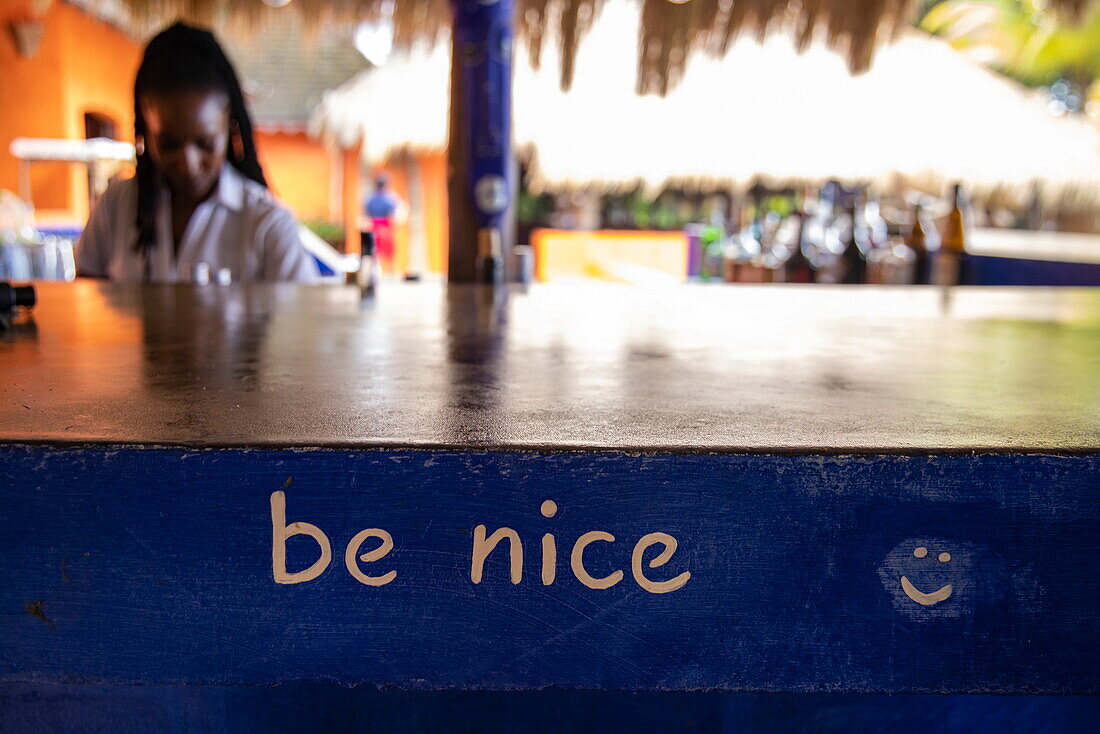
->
[1,282,1097,723]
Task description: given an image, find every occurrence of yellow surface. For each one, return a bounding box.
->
[531,229,689,284]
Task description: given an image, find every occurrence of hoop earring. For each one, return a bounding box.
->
[230,122,244,162]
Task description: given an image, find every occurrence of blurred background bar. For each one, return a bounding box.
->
[3,0,1100,284]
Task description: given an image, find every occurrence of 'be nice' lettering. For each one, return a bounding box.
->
[270,492,691,594]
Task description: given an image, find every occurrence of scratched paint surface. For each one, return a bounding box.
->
[1,447,1096,692]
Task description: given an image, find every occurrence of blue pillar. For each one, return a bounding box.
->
[449,0,514,282]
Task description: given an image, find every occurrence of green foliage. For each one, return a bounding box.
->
[758,195,794,218]
[623,192,646,229]
[518,191,555,224]
[699,224,724,248]
[922,0,1100,88]
[303,219,345,246]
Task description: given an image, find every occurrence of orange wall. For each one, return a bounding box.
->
[419,151,448,275]
[55,0,139,221]
[0,0,139,222]
[1,0,71,213]
[341,144,361,254]
[256,130,340,223]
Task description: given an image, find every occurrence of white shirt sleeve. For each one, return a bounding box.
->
[259,206,321,283]
[75,187,117,278]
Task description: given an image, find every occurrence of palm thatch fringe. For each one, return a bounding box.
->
[114,0,1096,95]
[311,2,1100,208]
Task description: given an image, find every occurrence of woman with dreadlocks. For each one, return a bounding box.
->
[77,22,318,282]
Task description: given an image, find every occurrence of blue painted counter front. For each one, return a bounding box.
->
[2,446,1096,693]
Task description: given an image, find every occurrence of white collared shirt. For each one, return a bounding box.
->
[76,164,319,283]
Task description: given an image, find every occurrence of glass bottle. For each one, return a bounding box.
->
[933,184,968,286]
[907,201,929,285]
[838,198,866,285]
[357,230,379,296]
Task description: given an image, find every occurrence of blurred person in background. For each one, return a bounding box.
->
[76,23,318,283]
[364,175,404,273]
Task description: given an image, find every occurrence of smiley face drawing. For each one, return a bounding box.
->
[878,539,976,620]
[901,546,954,605]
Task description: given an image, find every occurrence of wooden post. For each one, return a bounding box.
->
[342,143,362,254]
[447,0,515,282]
[447,36,477,282]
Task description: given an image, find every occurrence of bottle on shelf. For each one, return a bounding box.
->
[723,202,758,283]
[357,230,379,296]
[906,200,930,285]
[803,182,839,282]
[700,225,726,282]
[837,196,866,285]
[477,227,504,285]
[721,234,746,283]
[756,210,783,282]
[867,236,916,284]
[740,208,766,283]
[856,198,888,254]
[933,183,968,286]
[773,207,813,284]
[784,211,814,283]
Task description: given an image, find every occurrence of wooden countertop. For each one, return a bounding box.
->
[2,281,1098,451]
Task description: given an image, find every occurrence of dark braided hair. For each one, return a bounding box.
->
[133,22,266,253]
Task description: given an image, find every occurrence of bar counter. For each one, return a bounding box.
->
[1,281,1097,695]
[4,281,1098,450]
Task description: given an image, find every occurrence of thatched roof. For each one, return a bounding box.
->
[223,14,368,128]
[311,1,1100,206]
[109,0,1097,95]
